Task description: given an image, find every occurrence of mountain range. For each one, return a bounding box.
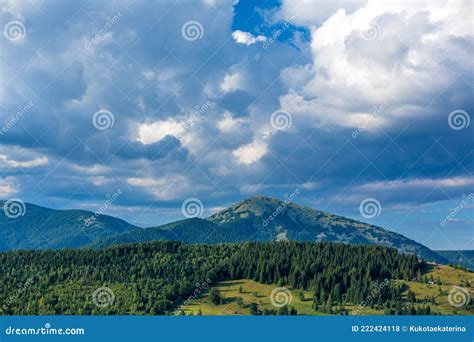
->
[0,196,459,264]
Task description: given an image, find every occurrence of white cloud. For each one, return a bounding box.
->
[233,139,268,165]
[217,111,244,132]
[90,176,113,186]
[127,177,161,187]
[239,183,264,194]
[0,176,19,197]
[232,30,266,45]
[220,71,246,93]
[279,0,474,129]
[358,176,474,192]
[0,155,48,168]
[136,119,186,144]
[71,164,110,174]
[277,0,367,26]
[126,175,192,200]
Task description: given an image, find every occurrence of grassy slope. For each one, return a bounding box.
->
[181,265,474,316]
[181,279,381,316]
[395,264,474,315]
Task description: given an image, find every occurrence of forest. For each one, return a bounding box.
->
[0,241,430,315]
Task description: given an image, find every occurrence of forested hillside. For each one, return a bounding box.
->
[0,241,424,315]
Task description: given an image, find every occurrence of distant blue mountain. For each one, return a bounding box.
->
[0,197,448,264]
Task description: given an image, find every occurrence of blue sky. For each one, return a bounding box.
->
[0,0,472,250]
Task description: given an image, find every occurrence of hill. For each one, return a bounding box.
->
[435,250,474,271]
[95,196,447,263]
[0,201,138,251]
[0,240,427,315]
[1,197,447,264]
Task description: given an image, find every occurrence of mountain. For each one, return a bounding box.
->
[207,196,447,263]
[0,201,138,251]
[94,196,447,263]
[435,250,474,270]
[0,197,448,264]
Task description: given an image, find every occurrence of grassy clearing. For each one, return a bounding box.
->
[394,264,473,315]
[180,279,382,316]
[181,265,474,316]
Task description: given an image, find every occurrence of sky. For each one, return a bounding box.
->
[0,0,472,250]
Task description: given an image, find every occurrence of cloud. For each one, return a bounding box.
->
[0,177,19,197]
[276,0,367,26]
[127,175,192,200]
[220,71,246,93]
[0,155,48,168]
[233,139,268,165]
[136,119,187,145]
[217,111,244,132]
[232,30,266,45]
[358,176,474,192]
[279,0,473,129]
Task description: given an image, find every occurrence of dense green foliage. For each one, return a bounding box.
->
[0,240,423,315]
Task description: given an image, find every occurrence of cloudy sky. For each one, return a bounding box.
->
[1,0,472,249]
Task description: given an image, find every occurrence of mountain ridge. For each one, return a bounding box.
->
[0,197,448,264]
